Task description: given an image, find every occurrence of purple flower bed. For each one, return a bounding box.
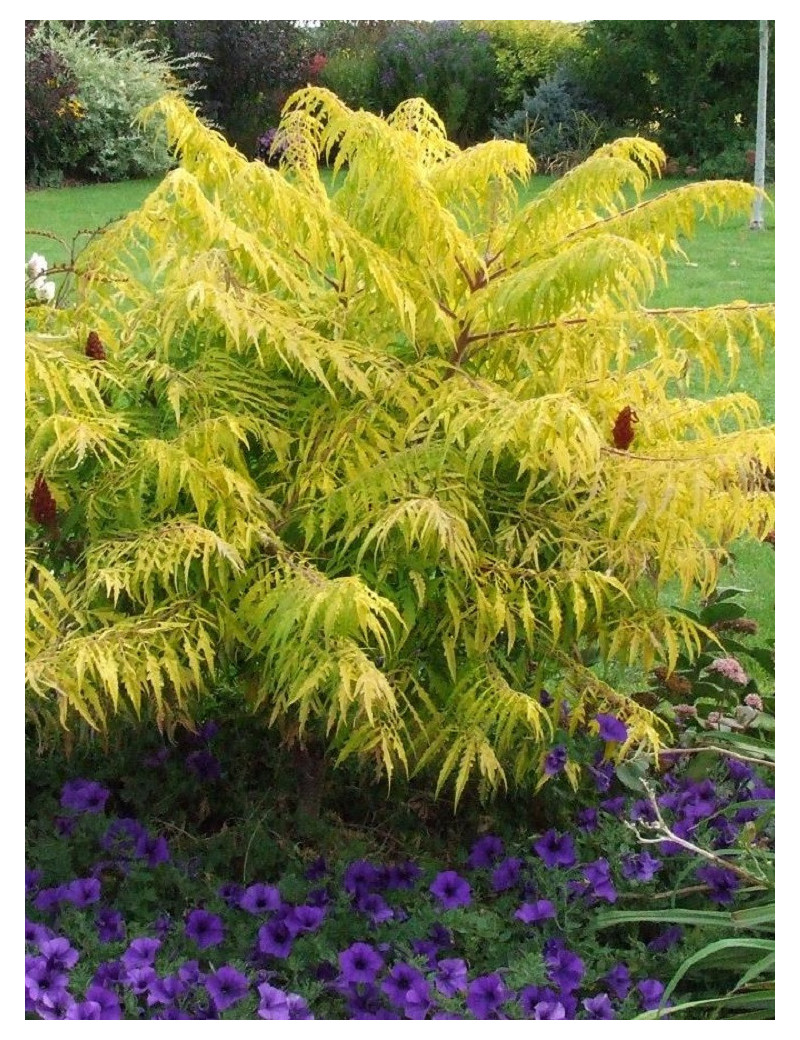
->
[25,712,774,1020]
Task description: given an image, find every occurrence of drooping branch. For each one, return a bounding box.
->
[625,779,771,889]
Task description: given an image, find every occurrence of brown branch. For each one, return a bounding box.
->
[625,779,770,889]
[662,745,774,770]
[463,301,770,350]
[437,299,459,321]
[558,187,694,245]
[454,256,478,292]
[292,246,341,292]
[446,321,474,372]
[601,446,745,464]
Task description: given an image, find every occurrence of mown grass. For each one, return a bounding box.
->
[25,171,775,644]
[25,177,163,271]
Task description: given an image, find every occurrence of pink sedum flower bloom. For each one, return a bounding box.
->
[706,656,749,685]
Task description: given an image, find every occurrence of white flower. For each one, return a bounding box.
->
[27,252,48,280]
[35,279,56,303]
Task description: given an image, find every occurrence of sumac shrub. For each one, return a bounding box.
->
[25,90,774,804]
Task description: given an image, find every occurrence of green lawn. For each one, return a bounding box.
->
[25,177,163,270]
[25,171,775,646]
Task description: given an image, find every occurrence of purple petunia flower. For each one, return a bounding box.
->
[25,919,54,946]
[66,1000,102,1019]
[257,918,294,959]
[124,965,157,996]
[34,989,76,1020]
[339,942,384,984]
[287,903,325,933]
[185,908,225,950]
[583,858,617,903]
[577,807,599,831]
[428,922,453,948]
[534,1000,566,1019]
[382,962,426,1008]
[25,868,43,894]
[637,978,666,1011]
[696,864,740,905]
[727,758,754,784]
[630,798,658,823]
[466,834,505,869]
[466,973,512,1019]
[101,817,146,857]
[177,959,205,986]
[60,778,111,814]
[121,937,160,969]
[518,985,558,1016]
[603,962,631,1001]
[62,877,102,908]
[596,713,628,742]
[205,965,250,1011]
[25,957,69,1005]
[533,829,576,868]
[544,744,568,776]
[239,882,282,914]
[343,860,384,895]
[257,982,290,1019]
[386,860,422,889]
[85,983,122,1019]
[135,831,170,868]
[146,974,187,1007]
[435,957,468,997]
[287,993,314,1020]
[356,890,395,926]
[430,870,471,909]
[621,851,662,882]
[304,855,328,881]
[600,795,627,817]
[402,976,432,1020]
[33,885,65,913]
[514,898,556,925]
[589,758,616,793]
[583,992,615,1019]
[40,937,79,972]
[98,913,130,948]
[647,926,684,953]
[545,946,585,992]
[491,856,523,892]
[411,938,439,968]
[186,749,221,781]
[711,817,740,847]
[92,960,125,988]
[217,881,244,908]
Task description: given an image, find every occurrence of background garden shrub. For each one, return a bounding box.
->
[372,22,500,145]
[491,67,608,174]
[572,20,774,173]
[25,22,83,186]
[466,20,584,112]
[26,22,178,184]
[157,20,312,156]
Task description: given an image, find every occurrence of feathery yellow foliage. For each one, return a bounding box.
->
[25,90,774,802]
